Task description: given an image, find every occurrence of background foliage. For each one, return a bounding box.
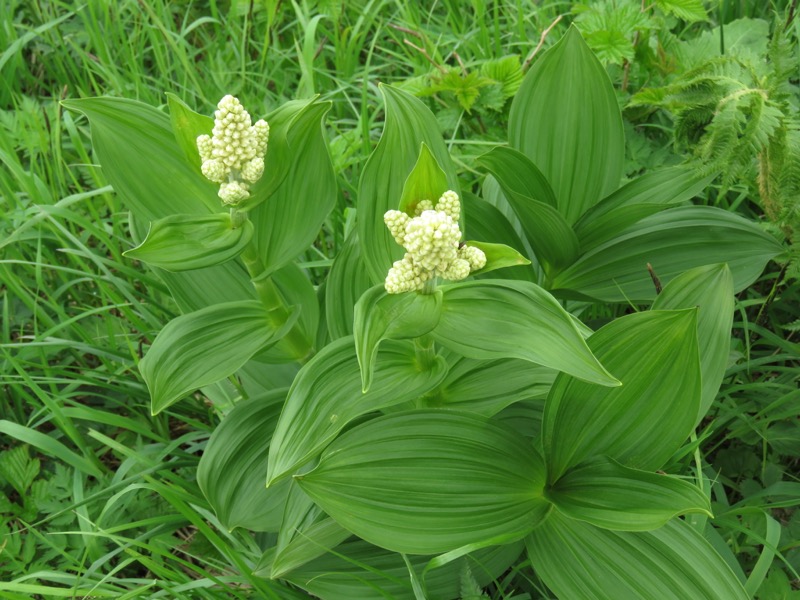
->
[1,0,799,598]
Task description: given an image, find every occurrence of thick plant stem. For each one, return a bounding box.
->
[240,241,313,363]
[414,335,437,371]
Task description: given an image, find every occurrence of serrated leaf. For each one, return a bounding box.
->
[124,213,253,271]
[656,0,707,22]
[481,55,524,98]
[296,410,549,554]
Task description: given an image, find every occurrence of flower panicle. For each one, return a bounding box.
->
[383,190,486,294]
[197,95,270,205]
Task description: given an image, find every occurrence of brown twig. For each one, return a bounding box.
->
[523,14,563,70]
[453,51,467,76]
[404,39,446,74]
[647,263,663,295]
[388,22,423,39]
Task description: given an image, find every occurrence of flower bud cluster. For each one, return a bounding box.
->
[383,191,486,294]
[197,95,270,205]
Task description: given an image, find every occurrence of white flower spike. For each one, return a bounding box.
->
[383,190,486,294]
[197,95,270,205]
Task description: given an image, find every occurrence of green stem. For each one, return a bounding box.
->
[240,241,313,363]
[414,335,437,371]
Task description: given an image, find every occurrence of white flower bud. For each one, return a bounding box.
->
[219,180,251,205]
[384,210,410,245]
[441,257,471,281]
[403,209,460,271]
[414,199,434,215]
[436,190,460,222]
[459,244,486,271]
[241,157,265,183]
[385,255,432,294]
[197,134,213,162]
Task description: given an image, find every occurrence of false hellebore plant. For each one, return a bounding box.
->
[65,25,784,600]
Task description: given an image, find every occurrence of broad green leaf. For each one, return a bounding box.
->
[509,26,624,224]
[527,512,749,600]
[281,539,523,600]
[549,457,712,531]
[141,300,298,414]
[399,143,449,215]
[476,146,557,208]
[431,280,618,387]
[259,518,351,579]
[296,410,549,554]
[543,309,700,480]
[358,84,460,283]
[462,192,535,282]
[653,263,734,419]
[573,167,716,252]
[423,355,555,417]
[124,213,253,271]
[62,98,219,220]
[353,285,442,391]
[196,390,290,532]
[552,206,785,302]
[249,99,335,277]
[325,229,373,340]
[477,146,579,272]
[466,241,530,275]
[166,93,213,175]
[267,337,447,485]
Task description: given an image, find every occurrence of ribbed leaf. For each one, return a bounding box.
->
[249,99,335,277]
[425,356,555,417]
[652,263,734,419]
[509,26,624,223]
[478,146,578,272]
[543,309,700,480]
[552,206,784,302]
[573,167,715,252]
[527,512,749,599]
[399,142,449,214]
[325,230,372,340]
[124,213,253,271]
[353,285,442,391]
[165,93,213,176]
[281,540,523,600]
[264,518,351,579]
[358,85,460,283]
[431,280,618,386]
[466,241,531,275]
[196,390,289,532]
[549,457,711,531]
[296,410,549,554]
[141,301,298,414]
[267,337,447,485]
[462,192,535,282]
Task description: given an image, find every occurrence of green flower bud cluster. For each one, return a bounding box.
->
[383,191,486,294]
[197,95,270,205]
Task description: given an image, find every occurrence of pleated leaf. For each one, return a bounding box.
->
[353,285,443,391]
[527,512,748,600]
[249,99,336,277]
[325,230,373,340]
[267,337,447,485]
[196,390,290,532]
[466,241,531,275]
[141,300,298,414]
[653,263,735,420]
[477,146,578,272]
[543,309,701,480]
[573,167,716,252]
[424,355,555,417]
[358,84,460,283]
[124,213,253,271]
[280,539,524,600]
[552,206,784,302]
[509,26,624,224]
[399,142,449,215]
[296,410,550,555]
[462,192,535,282]
[548,457,712,531]
[165,93,213,176]
[431,280,618,386]
[263,518,351,579]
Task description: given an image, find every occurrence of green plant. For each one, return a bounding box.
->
[54,24,788,600]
